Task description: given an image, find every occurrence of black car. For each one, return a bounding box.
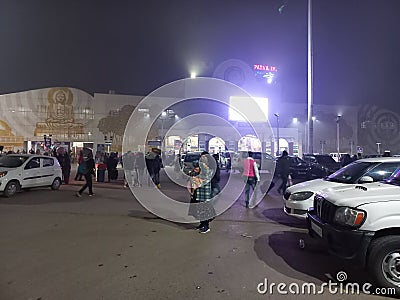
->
[287,156,311,179]
[182,152,202,175]
[302,154,341,178]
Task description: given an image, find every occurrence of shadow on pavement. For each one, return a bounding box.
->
[254,230,373,286]
[127,209,198,230]
[0,188,91,205]
[261,208,307,229]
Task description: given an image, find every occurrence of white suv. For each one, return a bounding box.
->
[0,154,63,197]
[283,157,400,218]
[307,166,400,293]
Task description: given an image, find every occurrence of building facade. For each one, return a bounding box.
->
[0,86,399,158]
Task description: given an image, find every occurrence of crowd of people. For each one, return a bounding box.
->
[1,147,396,232]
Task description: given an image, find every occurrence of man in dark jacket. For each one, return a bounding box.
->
[106,152,119,182]
[55,147,71,184]
[76,149,95,197]
[276,150,290,194]
[145,149,162,188]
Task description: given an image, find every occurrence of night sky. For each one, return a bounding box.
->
[1,0,400,110]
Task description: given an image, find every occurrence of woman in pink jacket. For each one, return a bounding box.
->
[242,151,260,208]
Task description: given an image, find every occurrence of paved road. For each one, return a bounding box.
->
[0,169,391,300]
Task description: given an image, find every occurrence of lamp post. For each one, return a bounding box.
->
[274,113,280,156]
[307,0,314,155]
[160,111,167,150]
[349,141,354,155]
[376,142,381,155]
[320,140,326,154]
[336,115,341,157]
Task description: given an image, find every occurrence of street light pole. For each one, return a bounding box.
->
[274,113,280,156]
[376,142,381,155]
[320,140,326,154]
[336,115,341,157]
[160,111,167,149]
[307,0,314,154]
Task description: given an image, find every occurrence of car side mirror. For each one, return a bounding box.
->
[359,176,374,183]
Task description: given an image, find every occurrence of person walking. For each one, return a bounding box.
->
[122,151,135,187]
[276,150,290,194]
[74,150,84,181]
[55,147,71,185]
[134,152,145,186]
[242,151,260,208]
[145,149,162,188]
[340,153,352,167]
[76,149,95,197]
[106,152,119,182]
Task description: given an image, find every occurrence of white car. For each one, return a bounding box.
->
[0,154,63,197]
[307,166,400,293]
[283,157,400,218]
[231,151,275,173]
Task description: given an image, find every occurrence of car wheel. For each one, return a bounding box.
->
[4,181,20,197]
[51,178,62,190]
[367,236,400,294]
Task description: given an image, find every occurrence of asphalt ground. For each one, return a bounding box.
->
[0,166,393,300]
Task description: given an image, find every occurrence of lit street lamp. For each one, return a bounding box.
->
[160,111,167,147]
[274,113,280,156]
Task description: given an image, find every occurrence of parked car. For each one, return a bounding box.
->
[283,157,400,218]
[0,154,63,197]
[302,154,341,178]
[362,154,383,158]
[329,152,348,163]
[231,151,275,173]
[286,156,311,179]
[182,152,202,175]
[307,166,400,293]
[218,151,234,169]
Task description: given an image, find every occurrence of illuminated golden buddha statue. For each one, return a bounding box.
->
[35,88,84,137]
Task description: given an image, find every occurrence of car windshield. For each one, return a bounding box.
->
[326,161,376,183]
[0,155,29,168]
[289,157,304,164]
[383,167,400,186]
[243,152,274,160]
[315,155,336,164]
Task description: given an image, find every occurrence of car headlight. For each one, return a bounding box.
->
[289,191,314,201]
[0,171,8,178]
[334,207,366,227]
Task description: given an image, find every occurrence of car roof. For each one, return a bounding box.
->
[6,154,32,158]
[6,154,54,158]
[356,157,400,163]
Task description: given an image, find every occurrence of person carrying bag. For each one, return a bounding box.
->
[187,152,216,233]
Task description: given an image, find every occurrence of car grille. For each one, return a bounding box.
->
[313,194,336,223]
